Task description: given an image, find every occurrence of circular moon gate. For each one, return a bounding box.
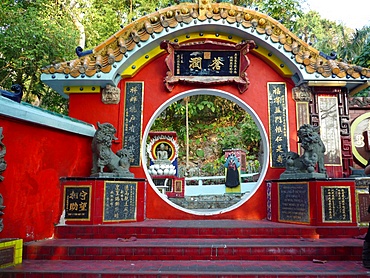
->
[142,88,269,216]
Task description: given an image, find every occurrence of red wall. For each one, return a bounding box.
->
[0,116,92,241]
[68,51,297,220]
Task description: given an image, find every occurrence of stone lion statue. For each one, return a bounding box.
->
[280,124,327,179]
[91,122,134,178]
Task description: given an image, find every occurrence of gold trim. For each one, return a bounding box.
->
[152,140,175,161]
[103,181,138,222]
[321,186,352,223]
[356,189,370,226]
[307,81,347,87]
[174,180,183,193]
[267,82,289,168]
[121,33,293,79]
[277,182,310,224]
[63,185,92,221]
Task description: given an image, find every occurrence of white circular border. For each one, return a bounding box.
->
[141,88,269,216]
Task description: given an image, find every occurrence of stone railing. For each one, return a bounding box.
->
[184,173,259,196]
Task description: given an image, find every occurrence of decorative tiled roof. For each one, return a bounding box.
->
[41,2,370,80]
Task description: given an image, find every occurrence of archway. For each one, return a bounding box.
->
[142,88,269,216]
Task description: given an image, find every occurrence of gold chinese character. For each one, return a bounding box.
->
[274,96,282,105]
[275,116,282,124]
[189,57,202,70]
[69,202,79,211]
[275,126,283,133]
[79,190,88,201]
[274,106,282,113]
[69,190,79,200]
[130,96,138,103]
[276,145,284,153]
[276,154,284,163]
[209,57,224,71]
[79,202,88,211]
[275,136,283,142]
[272,86,282,95]
[130,86,138,94]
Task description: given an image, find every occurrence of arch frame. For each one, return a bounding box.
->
[141,88,269,216]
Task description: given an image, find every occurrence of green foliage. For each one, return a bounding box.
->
[151,95,261,175]
[201,157,225,176]
[252,0,304,28]
[293,11,337,53]
[0,0,78,113]
[1,0,370,113]
[352,35,370,96]
[352,28,370,67]
[293,11,370,64]
[216,126,243,151]
[196,149,205,157]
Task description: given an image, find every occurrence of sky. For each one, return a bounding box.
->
[303,0,370,30]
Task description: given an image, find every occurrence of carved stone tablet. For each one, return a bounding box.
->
[278,182,310,224]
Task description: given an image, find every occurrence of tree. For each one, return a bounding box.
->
[232,0,304,30]
[292,10,348,56]
[0,0,79,112]
[339,26,370,63]
[1,0,369,112]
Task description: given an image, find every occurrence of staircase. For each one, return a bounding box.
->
[2,219,369,277]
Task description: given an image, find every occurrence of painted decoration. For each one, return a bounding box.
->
[268,82,288,168]
[160,40,255,93]
[318,96,342,165]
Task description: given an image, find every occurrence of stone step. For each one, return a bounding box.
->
[2,259,368,277]
[23,237,363,261]
[55,220,367,239]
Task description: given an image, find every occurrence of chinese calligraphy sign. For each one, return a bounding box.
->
[103,181,137,222]
[123,82,143,167]
[278,182,310,224]
[64,186,91,220]
[160,40,255,93]
[322,186,352,223]
[268,83,288,168]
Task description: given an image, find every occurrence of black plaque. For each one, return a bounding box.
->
[160,40,255,93]
[64,186,91,220]
[268,83,288,168]
[322,186,352,223]
[278,183,310,223]
[123,82,143,166]
[174,50,240,77]
[0,246,14,267]
[104,181,137,222]
[356,191,370,224]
